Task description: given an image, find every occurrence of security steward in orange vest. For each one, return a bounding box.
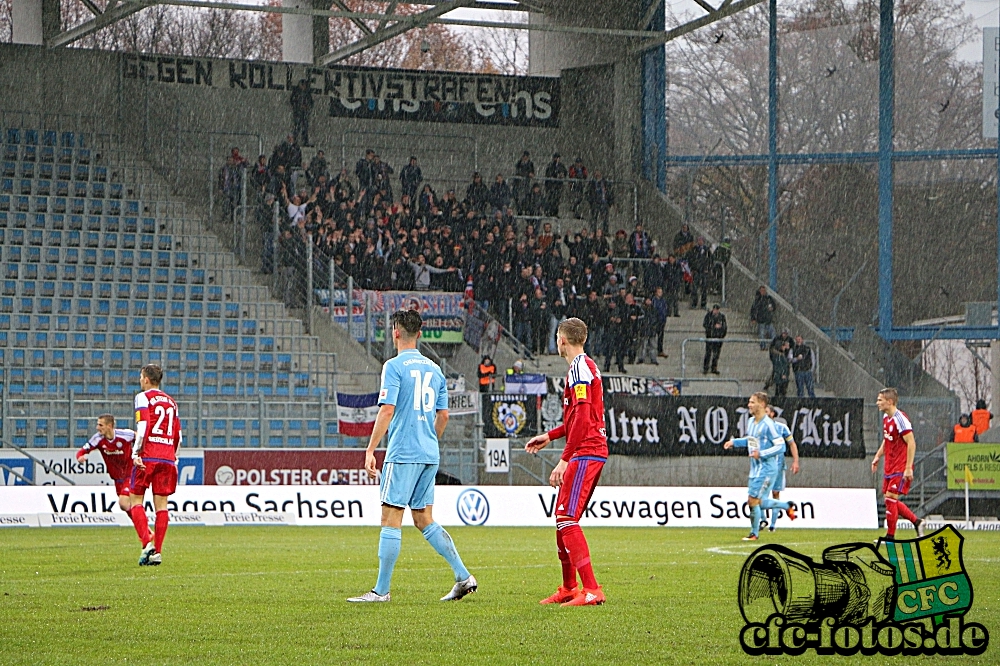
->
[952,414,978,443]
[478,356,497,393]
[971,399,992,437]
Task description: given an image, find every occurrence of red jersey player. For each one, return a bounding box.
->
[129,364,182,566]
[525,318,608,606]
[871,387,924,540]
[76,415,151,547]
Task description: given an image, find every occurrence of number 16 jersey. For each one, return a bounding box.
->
[134,388,182,461]
[378,348,448,465]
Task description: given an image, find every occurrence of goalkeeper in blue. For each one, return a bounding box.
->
[348,309,477,603]
[724,392,797,540]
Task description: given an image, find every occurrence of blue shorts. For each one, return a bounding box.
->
[380,462,437,510]
[771,469,786,492]
[747,474,773,500]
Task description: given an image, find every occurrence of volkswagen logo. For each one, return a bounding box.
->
[456,488,490,526]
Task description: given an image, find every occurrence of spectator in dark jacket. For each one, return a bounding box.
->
[791,335,815,398]
[290,79,314,146]
[587,171,614,234]
[513,151,535,213]
[750,285,777,350]
[490,174,512,212]
[663,254,682,317]
[568,157,588,218]
[544,153,567,216]
[686,237,712,309]
[355,149,376,191]
[771,339,791,397]
[638,296,659,365]
[399,156,422,200]
[465,172,490,213]
[702,304,727,374]
[629,222,653,259]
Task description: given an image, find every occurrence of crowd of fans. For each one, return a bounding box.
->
[220,136,731,369]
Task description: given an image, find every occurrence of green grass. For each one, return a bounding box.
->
[0,526,996,665]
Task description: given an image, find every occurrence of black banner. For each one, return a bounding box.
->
[546,375,681,397]
[602,395,865,458]
[483,393,539,439]
[121,54,560,127]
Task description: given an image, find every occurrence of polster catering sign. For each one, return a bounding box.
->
[0,486,878,529]
[204,450,385,486]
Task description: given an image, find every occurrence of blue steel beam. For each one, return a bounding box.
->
[767,0,778,290]
[664,148,998,166]
[881,327,1000,341]
[877,0,895,337]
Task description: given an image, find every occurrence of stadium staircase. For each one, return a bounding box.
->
[0,122,379,450]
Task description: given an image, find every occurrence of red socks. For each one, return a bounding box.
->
[885,498,918,538]
[128,505,151,546]
[897,501,918,524]
[556,528,577,589]
[557,521,598,590]
[154,510,169,553]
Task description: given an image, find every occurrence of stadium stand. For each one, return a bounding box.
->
[0,122,360,449]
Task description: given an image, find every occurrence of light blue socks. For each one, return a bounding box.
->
[751,505,762,536]
[373,527,401,595]
[422,522,471,581]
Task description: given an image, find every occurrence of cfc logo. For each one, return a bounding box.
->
[456,488,490,526]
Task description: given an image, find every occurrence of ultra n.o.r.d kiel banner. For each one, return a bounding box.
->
[122,55,559,127]
[603,395,864,458]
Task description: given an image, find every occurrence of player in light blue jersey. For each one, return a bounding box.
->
[348,309,477,603]
[765,405,800,532]
[724,392,796,540]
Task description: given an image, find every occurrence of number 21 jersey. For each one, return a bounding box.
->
[134,388,182,461]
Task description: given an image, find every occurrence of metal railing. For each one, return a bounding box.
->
[0,437,75,484]
[680,336,821,386]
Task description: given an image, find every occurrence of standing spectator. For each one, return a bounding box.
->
[791,335,816,398]
[249,154,270,195]
[290,79,314,146]
[305,150,329,186]
[523,183,546,217]
[568,157,588,218]
[269,134,302,173]
[663,254,681,317]
[972,399,992,437]
[278,228,305,308]
[629,222,652,259]
[477,356,497,393]
[651,286,668,357]
[673,223,695,258]
[586,170,614,234]
[686,237,712,309]
[611,229,629,258]
[750,286,778,351]
[399,156,422,200]
[490,174,512,213]
[580,290,605,358]
[513,293,533,352]
[603,299,627,373]
[644,254,665,295]
[637,296,659,365]
[218,149,247,221]
[355,149,376,192]
[543,153,567,217]
[547,278,570,354]
[771,339,791,397]
[622,292,642,365]
[373,154,394,202]
[702,304,727,374]
[513,151,535,213]
[530,287,549,355]
[465,172,490,214]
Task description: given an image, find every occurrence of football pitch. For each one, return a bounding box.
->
[0,526,996,665]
